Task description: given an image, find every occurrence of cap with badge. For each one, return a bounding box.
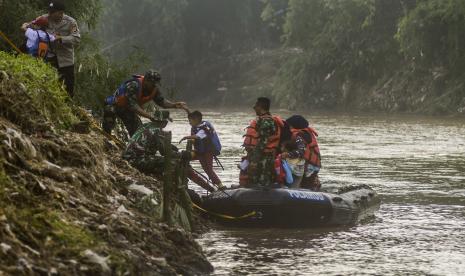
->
[48,0,65,12]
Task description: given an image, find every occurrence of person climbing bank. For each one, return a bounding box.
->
[180,111,224,190]
[103,70,189,137]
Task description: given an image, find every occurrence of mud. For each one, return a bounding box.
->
[0,70,213,275]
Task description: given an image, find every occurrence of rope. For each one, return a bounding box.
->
[213,155,224,170]
[0,30,23,54]
[192,202,256,220]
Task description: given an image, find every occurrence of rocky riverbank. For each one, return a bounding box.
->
[0,53,213,275]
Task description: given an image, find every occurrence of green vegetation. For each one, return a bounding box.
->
[0,0,142,115]
[2,0,465,115]
[0,52,78,128]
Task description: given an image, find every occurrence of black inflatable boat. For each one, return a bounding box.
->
[196,185,381,227]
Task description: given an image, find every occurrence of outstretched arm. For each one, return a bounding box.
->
[161,98,189,112]
[179,135,198,144]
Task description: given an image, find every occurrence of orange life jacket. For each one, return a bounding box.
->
[114,75,157,108]
[243,115,284,153]
[290,127,321,167]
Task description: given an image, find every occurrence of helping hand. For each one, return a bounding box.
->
[175,102,188,111]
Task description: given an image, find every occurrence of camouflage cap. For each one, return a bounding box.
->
[153,110,173,122]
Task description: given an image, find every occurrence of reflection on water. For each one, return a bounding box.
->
[165,110,465,275]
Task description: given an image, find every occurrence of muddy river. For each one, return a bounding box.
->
[165,110,465,275]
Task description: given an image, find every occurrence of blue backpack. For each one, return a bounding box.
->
[191,121,222,156]
[104,75,143,106]
[27,30,51,59]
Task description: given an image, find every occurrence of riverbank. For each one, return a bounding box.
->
[0,53,212,275]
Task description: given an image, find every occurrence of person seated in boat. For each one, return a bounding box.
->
[179,110,225,190]
[240,97,284,187]
[279,140,306,188]
[282,115,321,191]
[122,110,216,192]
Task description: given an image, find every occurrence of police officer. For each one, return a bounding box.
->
[21,0,79,97]
[103,70,188,137]
[45,0,80,97]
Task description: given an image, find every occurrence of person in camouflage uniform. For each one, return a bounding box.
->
[103,70,189,137]
[241,97,284,187]
[123,110,215,192]
[122,119,169,175]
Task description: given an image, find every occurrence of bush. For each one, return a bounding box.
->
[0,51,78,128]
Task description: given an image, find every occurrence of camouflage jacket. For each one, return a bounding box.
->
[124,80,165,110]
[249,114,277,163]
[122,122,167,161]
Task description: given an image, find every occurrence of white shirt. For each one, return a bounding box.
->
[25,28,55,49]
[195,129,207,139]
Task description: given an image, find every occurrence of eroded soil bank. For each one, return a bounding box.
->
[0,53,213,275]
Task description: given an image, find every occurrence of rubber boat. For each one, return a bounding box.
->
[194,185,381,227]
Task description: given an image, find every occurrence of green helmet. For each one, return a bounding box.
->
[144,70,161,83]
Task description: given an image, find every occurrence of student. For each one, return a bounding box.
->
[280,140,306,188]
[283,115,322,191]
[180,111,224,190]
[21,16,56,59]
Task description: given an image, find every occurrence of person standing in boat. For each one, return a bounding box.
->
[241,97,284,187]
[282,115,322,191]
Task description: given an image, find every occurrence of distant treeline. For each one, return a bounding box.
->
[96,0,465,114]
[2,0,465,114]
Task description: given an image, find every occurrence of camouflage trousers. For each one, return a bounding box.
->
[127,155,166,175]
[247,154,276,187]
[126,155,194,230]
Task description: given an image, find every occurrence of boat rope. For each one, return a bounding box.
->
[213,155,224,170]
[192,202,256,220]
[190,167,232,198]
[0,30,23,54]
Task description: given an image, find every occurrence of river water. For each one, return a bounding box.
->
[165,110,465,276]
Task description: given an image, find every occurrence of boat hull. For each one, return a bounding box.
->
[199,186,380,227]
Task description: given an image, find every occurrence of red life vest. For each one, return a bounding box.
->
[290,127,321,167]
[274,155,285,184]
[114,75,157,108]
[243,115,284,153]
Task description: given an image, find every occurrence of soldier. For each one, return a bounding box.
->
[123,110,215,192]
[103,70,188,137]
[241,97,284,187]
